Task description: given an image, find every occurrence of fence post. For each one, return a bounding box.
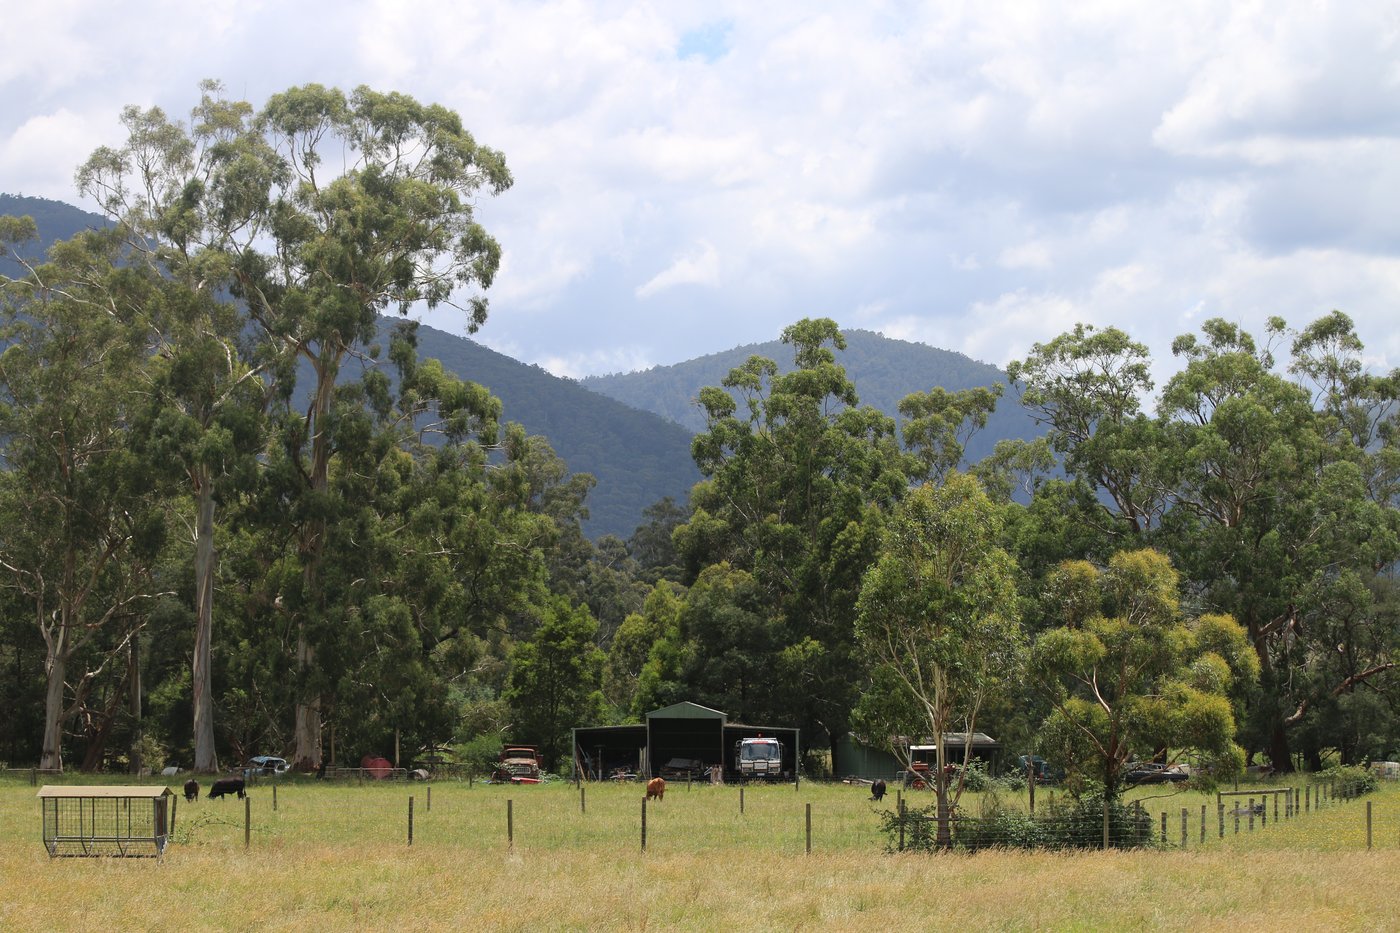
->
[740,786,745,815]
[1261,797,1268,827]
[580,784,586,813]
[171,796,178,836]
[1367,800,1372,850]
[408,796,414,846]
[427,785,431,812]
[273,784,278,812]
[1102,798,1109,850]
[1272,793,1278,823]
[641,798,647,853]
[1248,797,1255,832]
[507,799,514,849]
[1234,803,1240,835]
[1160,812,1167,845]
[1218,802,1224,839]
[899,798,906,852]
[245,796,251,849]
[30,768,36,787]
[805,802,812,855]
[1028,761,1036,816]
[1180,808,1187,848]
[1200,804,1206,844]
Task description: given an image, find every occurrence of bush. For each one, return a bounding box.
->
[877,791,1158,852]
[1317,764,1377,798]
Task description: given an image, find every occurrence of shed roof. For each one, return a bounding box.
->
[647,701,726,720]
[37,785,172,799]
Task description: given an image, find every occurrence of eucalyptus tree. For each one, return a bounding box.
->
[854,473,1022,846]
[0,221,170,770]
[1007,324,1166,539]
[77,86,280,772]
[1156,317,1399,770]
[1031,549,1257,797]
[675,318,909,759]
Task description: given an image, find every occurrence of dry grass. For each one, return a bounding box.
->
[2,775,1396,931]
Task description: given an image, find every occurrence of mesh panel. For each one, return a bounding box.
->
[41,795,169,857]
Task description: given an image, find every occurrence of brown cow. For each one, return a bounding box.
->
[645,777,666,801]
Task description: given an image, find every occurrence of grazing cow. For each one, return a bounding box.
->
[207,777,246,800]
[183,779,200,802]
[870,779,887,802]
[645,777,666,801]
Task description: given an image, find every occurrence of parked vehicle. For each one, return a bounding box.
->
[493,745,543,784]
[1016,755,1062,783]
[735,736,785,780]
[245,755,289,776]
[1123,761,1189,786]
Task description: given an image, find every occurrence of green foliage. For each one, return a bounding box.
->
[504,597,606,771]
[1030,549,1254,796]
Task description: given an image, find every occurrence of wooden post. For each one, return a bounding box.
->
[1218,803,1224,839]
[805,802,812,855]
[1161,811,1167,845]
[1181,808,1187,848]
[898,798,906,852]
[1102,798,1109,850]
[427,785,431,812]
[273,784,278,812]
[507,799,514,849]
[1366,800,1372,850]
[896,789,902,813]
[1248,797,1255,832]
[244,796,251,849]
[1272,793,1278,823]
[171,796,178,836]
[580,784,586,813]
[641,798,647,853]
[1234,804,1240,835]
[1306,784,1311,812]
[1028,760,1036,816]
[740,786,745,815]
[1200,804,1206,844]
[408,796,414,846]
[795,770,800,792]
[1261,797,1268,827]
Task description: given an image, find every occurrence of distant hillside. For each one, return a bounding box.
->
[582,329,1044,463]
[397,323,700,539]
[0,194,698,540]
[0,194,109,275]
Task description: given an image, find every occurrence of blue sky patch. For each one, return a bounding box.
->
[677,21,732,62]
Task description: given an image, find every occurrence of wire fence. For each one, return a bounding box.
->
[3,770,1393,857]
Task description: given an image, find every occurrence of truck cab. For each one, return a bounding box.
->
[735,736,784,780]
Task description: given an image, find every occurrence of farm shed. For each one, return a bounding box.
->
[833,733,905,782]
[38,785,174,858]
[573,701,800,781]
[909,733,1003,770]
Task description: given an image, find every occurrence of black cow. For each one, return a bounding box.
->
[870,779,887,802]
[208,777,246,800]
[183,779,200,802]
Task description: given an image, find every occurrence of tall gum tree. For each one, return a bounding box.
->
[675,318,908,763]
[0,222,169,770]
[854,473,1022,847]
[230,84,510,770]
[77,86,283,772]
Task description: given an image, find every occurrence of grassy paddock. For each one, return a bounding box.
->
[2,775,1397,930]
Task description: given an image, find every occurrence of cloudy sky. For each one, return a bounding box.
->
[3,1,1399,385]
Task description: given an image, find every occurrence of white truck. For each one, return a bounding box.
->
[735,736,785,781]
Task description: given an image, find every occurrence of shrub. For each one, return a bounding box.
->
[1317,764,1377,798]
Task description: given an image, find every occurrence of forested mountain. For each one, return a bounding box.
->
[399,322,699,539]
[1,192,697,540]
[0,194,108,275]
[583,329,1043,462]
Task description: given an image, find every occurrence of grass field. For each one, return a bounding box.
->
[2,773,1397,931]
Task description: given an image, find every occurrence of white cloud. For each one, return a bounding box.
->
[636,241,720,298]
[2,2,1399,379]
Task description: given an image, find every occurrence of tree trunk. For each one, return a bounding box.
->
[40,650,66,771]
[292,630,321,771]
[191,475,220,773]
[128,632,142,774]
